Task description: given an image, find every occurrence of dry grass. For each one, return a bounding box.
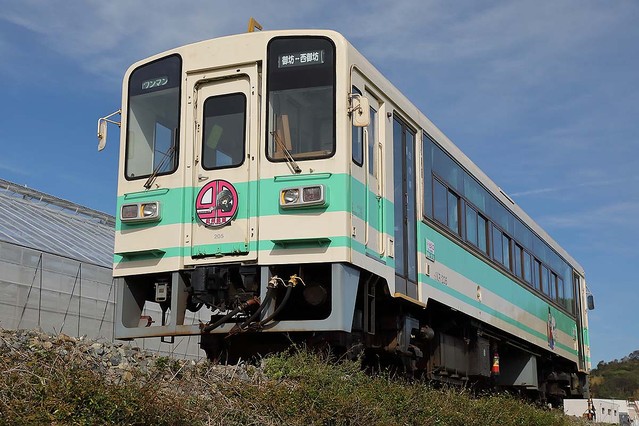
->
[0,331,590,426]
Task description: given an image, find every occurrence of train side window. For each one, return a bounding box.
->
[541,265,550,296]
[351,86,363,166]
[447,190,460,235]
[465,205,478,246]
[514,244,523,278]
[492,226,503,264]
[559,276,566,304]
[533,259,541,290]
[502,234,511,270]
[478,214,489,255]
[433,179,447,225]
[550,272,558,300]
[523,251,533,285]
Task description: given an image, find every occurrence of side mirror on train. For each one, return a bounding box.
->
[97,109,121,151]
[351,94,370,127]
[97,120,108,151]
[587,294,595,310]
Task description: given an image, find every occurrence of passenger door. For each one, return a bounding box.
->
[351,71,384,259]
[186,65,259,262]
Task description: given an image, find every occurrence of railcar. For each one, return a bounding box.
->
[102,27,592,403]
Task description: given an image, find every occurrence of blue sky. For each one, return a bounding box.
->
[1,1,637,365]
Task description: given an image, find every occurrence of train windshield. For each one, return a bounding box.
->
[267,37,335,161]
[125,55,181,179]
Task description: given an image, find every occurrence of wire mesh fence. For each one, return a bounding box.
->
[0,240,204,360]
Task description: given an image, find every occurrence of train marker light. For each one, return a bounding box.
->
[121,204,138,219]
[120,201,161,223]
[302,186,322,202]
[279,185,326,208]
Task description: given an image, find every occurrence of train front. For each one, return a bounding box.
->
[112,31,362,358]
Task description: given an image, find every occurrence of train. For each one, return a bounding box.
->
[99,26,593,405]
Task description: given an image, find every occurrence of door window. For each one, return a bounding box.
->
[201,93,246,170]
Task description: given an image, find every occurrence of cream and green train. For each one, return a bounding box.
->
[105,28,592,403]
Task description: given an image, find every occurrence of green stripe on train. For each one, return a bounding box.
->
[421,274,577,356]
[115,173,364,231]
[419,222,577,339]
[113,232,575,351]
[114,177,580,352]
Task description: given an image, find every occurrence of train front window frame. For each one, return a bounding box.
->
[266,37,336,162]
[125,54,181,180]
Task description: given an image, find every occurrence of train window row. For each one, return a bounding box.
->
[423,136,575,315]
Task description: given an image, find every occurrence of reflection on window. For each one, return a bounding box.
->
[153,123,174,173]
[267,37,335,161]
[434,179,447,225]
[523,251,532,284]
[550,273,558,300]
[542,265,550,295]
[478,215,488,255]
[351,87,363,166]
[502,234,511,270]
[514,244,523,278]
[447,191,459,234]
[269,88,333,159]
[202,93,246,170]
[126,54,181,179]
[492,226,503,264]
[466,206,478,246]
[533,259,541,290]
[368,104,377,177]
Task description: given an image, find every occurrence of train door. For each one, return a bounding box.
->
[393,115,418,299]
[351,71,384,260]
[186,65,259,262]
[364,93,383,257]
[574,273,588,370]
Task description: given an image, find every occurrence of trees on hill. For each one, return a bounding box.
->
[590,351,639,399]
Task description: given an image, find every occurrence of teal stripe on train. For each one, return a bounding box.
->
[113,236,367,263]
[115,175,577,352]
[418,221,577,339]
[421,273,577,356]
[115,173,365,231]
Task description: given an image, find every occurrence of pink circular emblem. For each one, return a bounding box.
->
[195,180,239,227]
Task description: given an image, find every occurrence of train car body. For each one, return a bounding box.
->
[110,29,591,403]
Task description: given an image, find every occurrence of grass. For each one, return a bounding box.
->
[0,335,591,426]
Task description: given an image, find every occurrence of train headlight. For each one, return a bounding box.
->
[120,201,161,223]
[281,188,299,204]
[142,202,159,218]
[279,185,326,208]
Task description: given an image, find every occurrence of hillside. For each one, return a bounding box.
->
[590,350,639,399]
[0,328,590,426]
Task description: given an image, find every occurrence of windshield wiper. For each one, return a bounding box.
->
[144,145,176,189]
[270,130,301,174]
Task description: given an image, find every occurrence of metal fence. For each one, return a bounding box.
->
[0,240,204,360]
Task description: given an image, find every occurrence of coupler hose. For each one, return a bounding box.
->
[238,288,274,330]
[259,284,293,327]
[201,297,259,333]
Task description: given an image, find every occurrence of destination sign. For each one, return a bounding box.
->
[141,76,169,90]
[277,50,325,68]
